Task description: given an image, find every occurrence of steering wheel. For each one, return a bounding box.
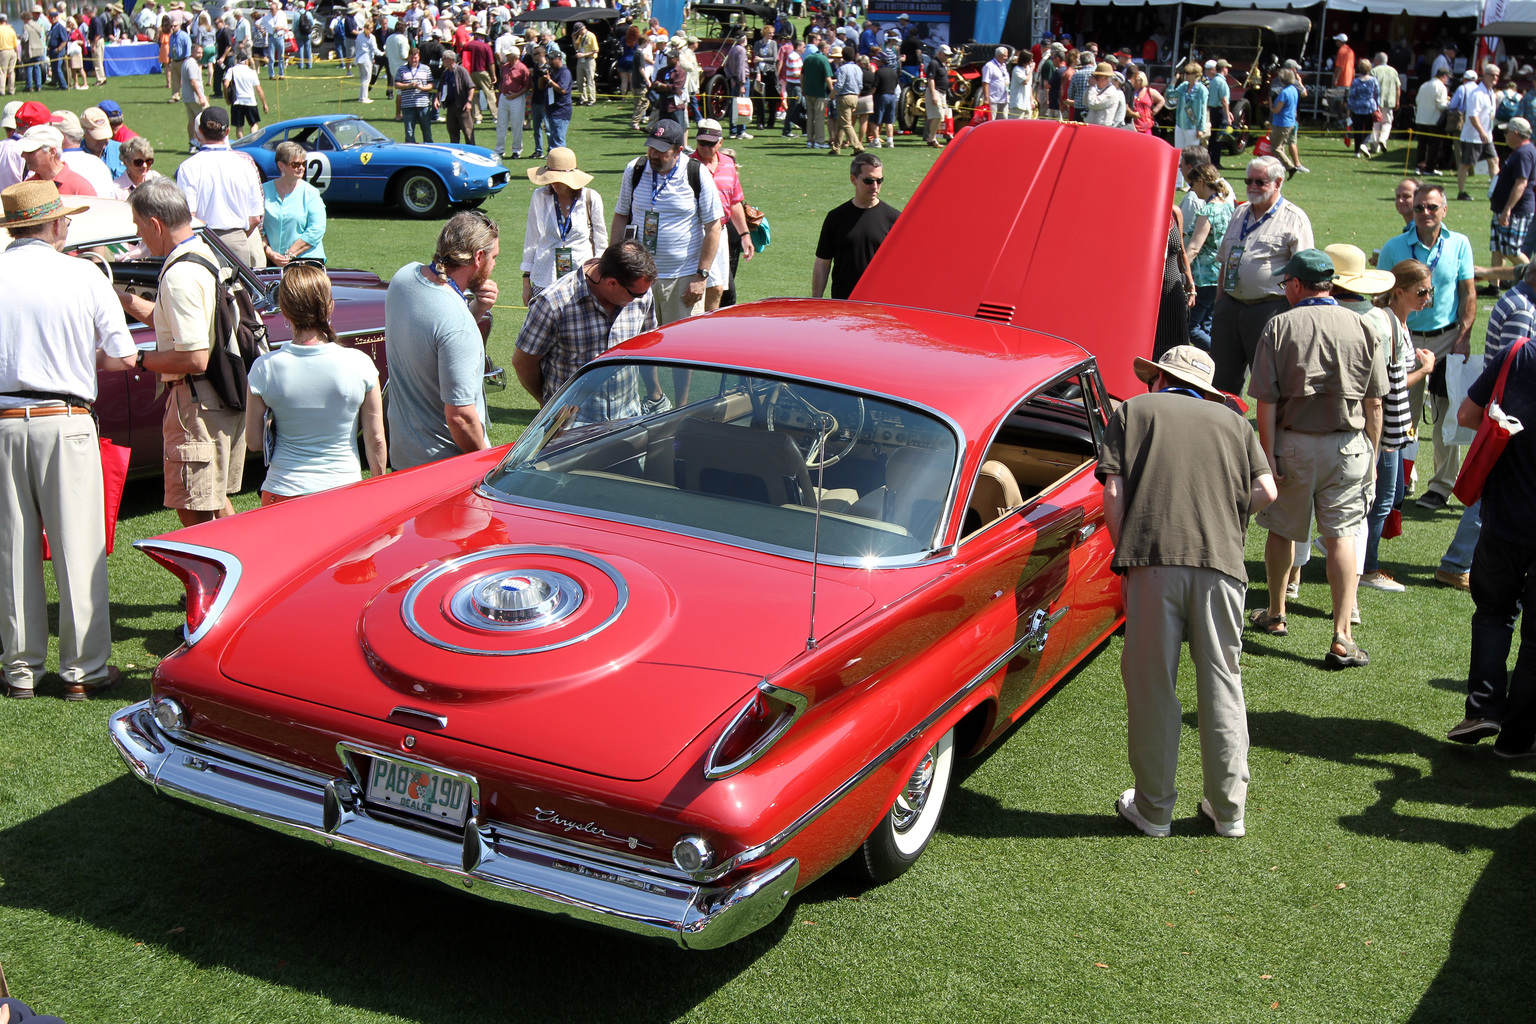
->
[780,385,865,470]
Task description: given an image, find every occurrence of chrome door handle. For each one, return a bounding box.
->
[1076,523,1097,544]
[1023,606,1068,652]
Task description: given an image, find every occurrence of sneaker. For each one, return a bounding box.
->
[530,149,543,158]
[360,97,373,103]
[733,132,754,140]
[1356,145,1369,158]
[872,137,883,148]
[1448,716,1501,743]
[1416,490,1449,511]
[1349,604,1361,626]
[1115,788,1170,837]
[1457,191,1474,201]
[641,394,672,416]
[1294,164,1311,173]
[1199,797,1246,837]
[1435,569,1471,591]
[1285,580,1300,600]
[806,140,817,148]
[1359,571,1406,592]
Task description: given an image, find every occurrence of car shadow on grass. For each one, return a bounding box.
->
[1248,709,1536,1024]
[0,776,781,1023]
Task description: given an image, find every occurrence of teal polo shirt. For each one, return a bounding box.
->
[1376,226,1473,333]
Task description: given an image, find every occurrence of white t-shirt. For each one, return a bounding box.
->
[1461,81,1495,142]
[62,149,116,197]
[0,237,135,406]
[247,342,379,496]
[176,144,263,232]
[225,62,260,106]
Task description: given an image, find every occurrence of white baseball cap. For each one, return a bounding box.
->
[1333,33,1348,42]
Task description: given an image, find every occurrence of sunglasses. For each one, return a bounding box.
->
[859,176,883,185]
[1413,203,1443,212]
[132,157,154,167]
[1244,177,1272,186]
[613,279,649,299]
[287,160,305,169]
[1414,286,1434,296]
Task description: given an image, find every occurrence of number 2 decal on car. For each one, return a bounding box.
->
[304,152,332,192]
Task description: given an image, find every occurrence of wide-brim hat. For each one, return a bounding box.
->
[1,180,87,228]
[1133,346,1225,401]
[527,147,592,189]
[1093,61,1114,76]
[1325,243,1395,295]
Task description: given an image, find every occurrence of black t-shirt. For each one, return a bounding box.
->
[927,56,948,95]
[1468,341,1536,544]
[815,199,902,300]
[900,35,921,67]
[215,26,232,60]
[859,65,875,97]
[1492,142,1536,217]
[874,64,898,95]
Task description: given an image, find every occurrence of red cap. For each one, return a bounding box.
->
[14,101,52,132]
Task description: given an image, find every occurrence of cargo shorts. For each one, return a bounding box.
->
[1256,428,1373,542]
[162,379,246,512]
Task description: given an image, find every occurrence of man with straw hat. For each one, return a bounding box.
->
[1100,345,1275,838]
[0,180,137,700]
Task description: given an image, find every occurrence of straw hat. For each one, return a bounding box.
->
[526,147,592,189]
[1325,244,1395,295]
[1,180,87,229]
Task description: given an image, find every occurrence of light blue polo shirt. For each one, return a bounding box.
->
[1377,225,1474,333]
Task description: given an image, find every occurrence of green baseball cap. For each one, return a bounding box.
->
[1281,248,1335,285]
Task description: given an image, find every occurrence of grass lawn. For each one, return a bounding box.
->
[0,70,1530,1024]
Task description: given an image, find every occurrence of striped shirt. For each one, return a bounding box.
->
[1485,280,1536,368]
[1365,306,1413,449]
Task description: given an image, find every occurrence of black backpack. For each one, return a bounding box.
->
[629,156,703,209]
[297,10,312,35]
[164,252,269,411]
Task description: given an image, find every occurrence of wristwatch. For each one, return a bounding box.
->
[135,349,147,371]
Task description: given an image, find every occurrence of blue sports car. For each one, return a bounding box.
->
[234,115,511,219]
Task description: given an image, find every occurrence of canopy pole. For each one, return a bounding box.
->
[1032,0,1050,49]
[1314,0,1329,120]
[1171,3,1182,83]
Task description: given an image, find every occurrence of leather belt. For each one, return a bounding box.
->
[1417,322,1457,336]
[0,405,91,419]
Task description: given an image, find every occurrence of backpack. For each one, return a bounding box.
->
[164,252,269,411]
[297,10,312,35]
[629,153,703,210]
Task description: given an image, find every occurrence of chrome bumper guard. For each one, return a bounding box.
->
[109,702,798,949]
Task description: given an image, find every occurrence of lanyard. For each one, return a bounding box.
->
[1412,231,1445,273]
[649,164,677,205]
[553,193,573,240]
[1237,197,1283,244]
[1159,386,1205,399]
[430,262,468,303]
[1293,296,1337,308]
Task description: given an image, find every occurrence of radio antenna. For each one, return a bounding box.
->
[806,412,831,651]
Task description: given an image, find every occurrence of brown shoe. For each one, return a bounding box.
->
[63,666,122,701]
[1435,569,1471,592]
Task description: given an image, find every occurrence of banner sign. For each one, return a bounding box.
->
[867,0,951,45]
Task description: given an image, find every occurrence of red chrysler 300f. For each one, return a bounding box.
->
[110,120,1174,948]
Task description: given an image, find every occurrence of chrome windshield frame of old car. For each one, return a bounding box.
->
[479,359,967,569]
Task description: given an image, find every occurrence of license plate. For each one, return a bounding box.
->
[364,757,472,826]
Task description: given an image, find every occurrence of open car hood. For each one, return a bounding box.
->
[850,119,1175,402]
[217,491,875,782]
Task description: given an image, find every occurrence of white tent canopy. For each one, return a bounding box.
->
[1061,0,1479,12]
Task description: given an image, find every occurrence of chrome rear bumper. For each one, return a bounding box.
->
[108,701,797,949]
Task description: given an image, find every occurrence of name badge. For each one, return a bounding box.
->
[1224,245,1244,294]
[554,246,574,277]
[642,210,660,253]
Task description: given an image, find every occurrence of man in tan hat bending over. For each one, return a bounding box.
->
[1100,345,1275,838]
[0,180,137,700]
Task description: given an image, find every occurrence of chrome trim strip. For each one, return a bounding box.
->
[691,634,1033,883]
[400,546,629,657]
[478,356,969,563]
[107,703,799,949]
[702,682,810,781]
[131,539,244,648]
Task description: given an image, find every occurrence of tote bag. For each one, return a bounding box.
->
[1453,338,1528,506]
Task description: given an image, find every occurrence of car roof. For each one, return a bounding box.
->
[1186,10,1312,36]
[597,298,1090,446]
[251,115,358,130]
[850,119,1176,402]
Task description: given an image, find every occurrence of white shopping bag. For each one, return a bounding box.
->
[1443,354,1481,446]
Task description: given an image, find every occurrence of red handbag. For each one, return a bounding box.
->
[41,437,131,560]
[1453,337,1528,506]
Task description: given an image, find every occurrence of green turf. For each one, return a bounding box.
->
[0,73,1528,1023]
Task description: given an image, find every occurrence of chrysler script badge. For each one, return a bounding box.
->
[533,807,649,850]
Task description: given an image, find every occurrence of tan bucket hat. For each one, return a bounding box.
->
[526,147,593,189]
[1133,345,1226,401]
[1325,243,1395,295]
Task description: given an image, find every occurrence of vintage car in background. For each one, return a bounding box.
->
[1183,11,1314,144]
[692,2,778,121]
[511,5,623,89]
[233,115,512,219]
[0,197,390,476]
[109,120,1173,948]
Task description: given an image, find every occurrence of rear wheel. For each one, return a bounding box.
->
[705,73,732,121]
[852,728,955,883]
[396,171,448,219]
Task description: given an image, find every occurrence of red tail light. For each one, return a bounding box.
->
[704,683,808,780]
[136,541,242,644]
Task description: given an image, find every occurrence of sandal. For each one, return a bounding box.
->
[1249,608,1288,637]
[1325,634,1369,669]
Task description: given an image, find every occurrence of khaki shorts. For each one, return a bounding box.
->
[162,379,247,512]
[1270,124,1297,150]
[650,274,704,326]
[1256,429,1373,542]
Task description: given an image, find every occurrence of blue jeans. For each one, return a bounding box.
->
[529,106,545,151]
[24,55,42,90]
[1467,533,1536,745]
[1442,499,1483,573]
[51,54,65,88]
[297,37,312,68]
[545,114,569,149]
[268,45,285,78]
[401,104,432,142]
[1363,447,1402,573]
[1188,286,1217,350]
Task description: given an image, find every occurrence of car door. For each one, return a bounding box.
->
[309,124,362,202]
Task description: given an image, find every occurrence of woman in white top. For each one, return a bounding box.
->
[520,147,607,305]
[355,17,379,103]
[1008,51,1035,119]
[246,264,386,504]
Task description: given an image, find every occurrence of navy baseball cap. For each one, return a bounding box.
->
[646,119,685,151]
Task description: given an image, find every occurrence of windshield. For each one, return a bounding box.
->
[330,118,390,149]
[484,363,960,562]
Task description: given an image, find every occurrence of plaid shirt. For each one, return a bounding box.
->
[515,261,656,416]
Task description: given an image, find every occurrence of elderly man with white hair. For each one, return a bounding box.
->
[19,123,96,196]
[981,45,1008,120]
